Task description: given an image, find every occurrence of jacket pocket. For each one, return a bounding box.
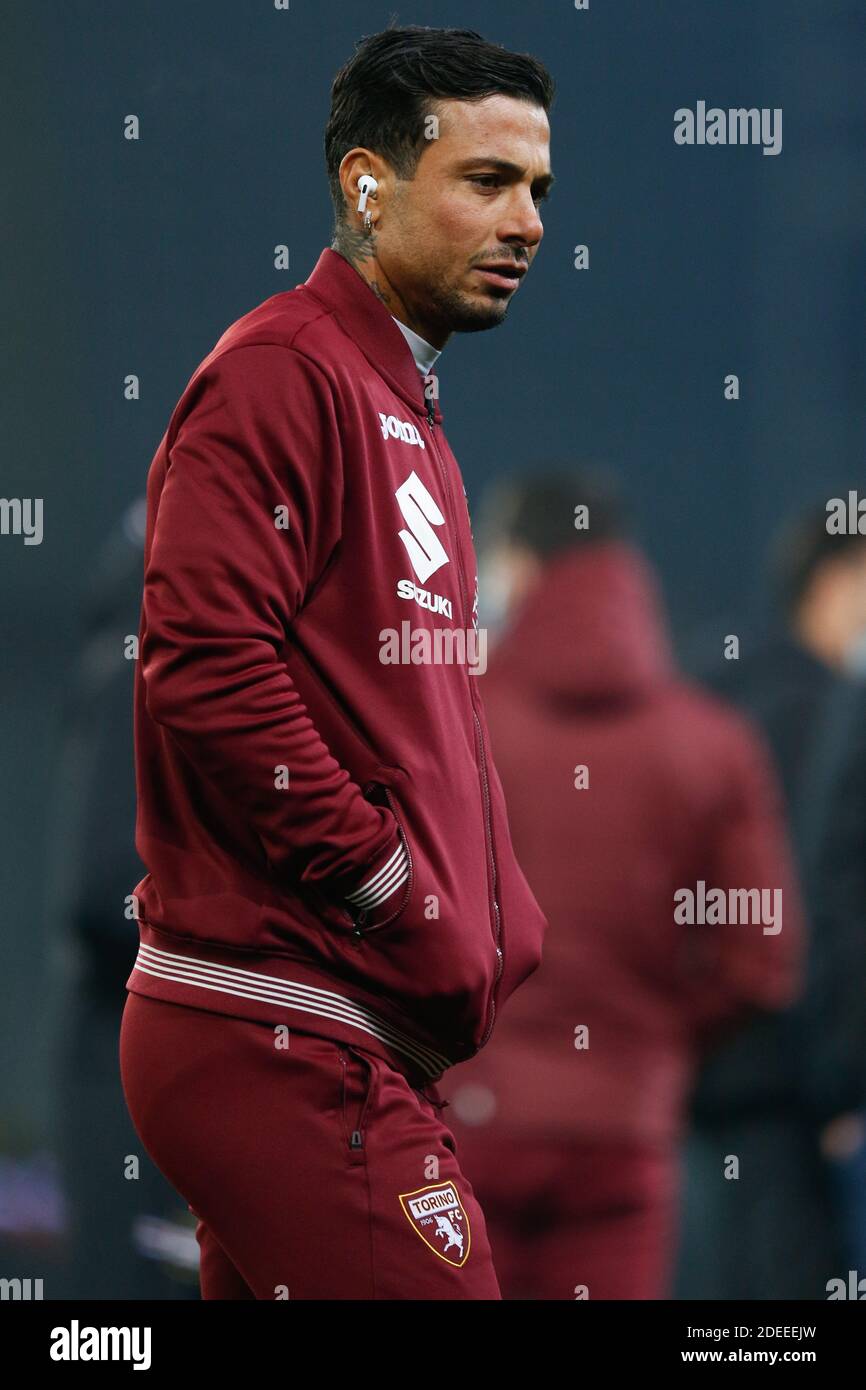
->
[338,1044,378,1157]
[301,767,413,936]
[346,778,415,934]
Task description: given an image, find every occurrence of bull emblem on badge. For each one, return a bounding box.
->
[434,1213,464,1258]
[398,1183,471,1267]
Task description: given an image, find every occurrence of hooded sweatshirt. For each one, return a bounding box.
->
[441,541,805,1144]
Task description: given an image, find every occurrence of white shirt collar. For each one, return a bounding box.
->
[391,316,442,379]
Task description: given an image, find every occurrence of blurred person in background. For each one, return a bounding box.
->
[439,469,805,1300]
[42,498,199,1299]
[675,507,866,1298]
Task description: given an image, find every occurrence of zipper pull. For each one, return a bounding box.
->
[350,1129,364,1150]
[426,394,435,430]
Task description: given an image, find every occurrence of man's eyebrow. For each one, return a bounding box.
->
[454,156,555,193]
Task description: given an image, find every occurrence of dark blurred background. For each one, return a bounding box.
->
[1,0,863,1295]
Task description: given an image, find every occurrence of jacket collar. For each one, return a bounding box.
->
[304,248,443,424]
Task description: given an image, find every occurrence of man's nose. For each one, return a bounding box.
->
[498,193,544,250]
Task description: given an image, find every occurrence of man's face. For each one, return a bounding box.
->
[373,94,552,345]
[798,549,866,671]
[478,538,543,634]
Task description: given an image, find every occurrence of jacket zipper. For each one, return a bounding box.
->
[472,706,503,1047]
[425,395,503,1049]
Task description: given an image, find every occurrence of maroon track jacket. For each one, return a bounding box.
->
[126,248,548,1084]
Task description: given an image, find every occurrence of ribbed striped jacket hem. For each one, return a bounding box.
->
[126,921,453,1086]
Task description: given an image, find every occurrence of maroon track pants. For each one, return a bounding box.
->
[119,992,501,1300]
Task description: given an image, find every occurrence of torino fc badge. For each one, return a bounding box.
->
[398,1183,470,1267]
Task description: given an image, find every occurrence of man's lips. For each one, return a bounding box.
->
[474,262,526,290]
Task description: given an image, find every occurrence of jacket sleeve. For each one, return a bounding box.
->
[678,719,807,1053]
[139,342,407,917]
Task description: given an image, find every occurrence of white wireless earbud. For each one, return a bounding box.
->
[356,175,378,214]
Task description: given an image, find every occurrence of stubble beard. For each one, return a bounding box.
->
[332,223,510,335]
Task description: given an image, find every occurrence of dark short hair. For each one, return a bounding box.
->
[772,503,866,615]
[478,467,625,561]
[324,25,555,231]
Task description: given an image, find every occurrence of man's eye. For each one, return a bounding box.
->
[470,175,549,207]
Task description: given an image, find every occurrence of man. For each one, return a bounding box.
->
[46,499,199,1298]
[439,470,804,1299]
[675,508,866,1298]
[119,26,553,1300]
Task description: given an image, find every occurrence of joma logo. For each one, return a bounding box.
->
[379,412,426,449]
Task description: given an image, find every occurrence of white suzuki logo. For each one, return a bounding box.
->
[379,412,426,450]
[395,471,449,583]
